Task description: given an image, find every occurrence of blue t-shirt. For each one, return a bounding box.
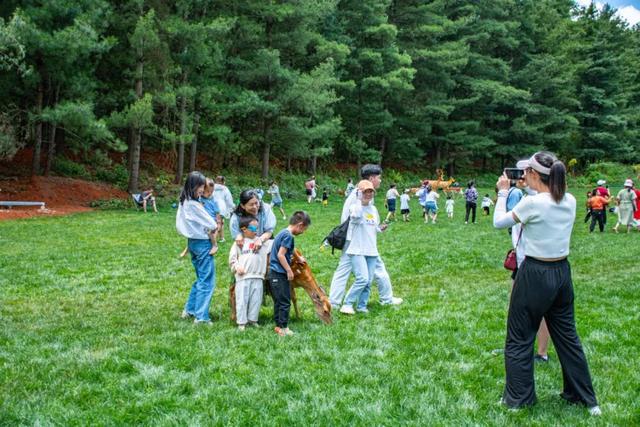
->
[506,187,523,212]
[269,228,294,274]
[200,196,220,219]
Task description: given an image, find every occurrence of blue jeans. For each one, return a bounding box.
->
[184,239,216,321]
[329,241,393,306]
[343,255,377,309]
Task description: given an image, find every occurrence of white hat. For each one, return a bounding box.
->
[624,179,633,188]
[516,153,550,175]
[597,180,606,186]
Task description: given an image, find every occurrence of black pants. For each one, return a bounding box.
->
[504,257,597,408]
[589,210,604,232]
[270,270,291,328]
[465,201,477,223]
[483,206,490,216]
[602,207,607,225]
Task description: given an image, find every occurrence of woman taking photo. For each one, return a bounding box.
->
[493,151,600,415]
[176,172,218,325]
[229,189,277,251]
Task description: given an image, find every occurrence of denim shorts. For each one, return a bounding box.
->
[425,202,438,213]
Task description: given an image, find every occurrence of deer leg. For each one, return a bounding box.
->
[291,286,300,319]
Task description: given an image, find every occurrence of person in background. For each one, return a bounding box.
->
[268,180,287,220]
[613,179,637,233]
[176,171,218,325]
[595,180,610,226]
[229,216,272,331]
[583,191,593,224]
[493,151,600,416]
[269,211,311,336]
[588,189,607,233]
[464,180,478,224]
[345,178,355,198]
[423,185,439,224]
[445,195,454,219]
[180,178,219,257]
[138,188,158,213]
[385,184,400,222]
[305,176,316,203]
[400,189,411,222]
[481,193,494,216]
[634,183,640,230]
[416,180,430,222]
[213,176,235,243]
[254,187,264,201]
[322,188,329,207]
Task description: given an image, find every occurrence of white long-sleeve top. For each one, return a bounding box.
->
[345,202,380,257]
[213,184,234,218]
[228,237,272,280]
[176,199,217,240]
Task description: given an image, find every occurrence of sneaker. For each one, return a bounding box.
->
[534,354,549,363]
[356,307,369,313]
[340,305,355,315]
[180,310,194,319]
[588,406,602,416]
[238,325,245,331]
[274,327,286,337]
[248,322,261,328]
[381,296,403,306]
[194,319,212,326]
[283,327,295,336]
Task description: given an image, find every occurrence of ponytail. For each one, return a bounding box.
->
[534,151,566,203]
[548,161,566,203]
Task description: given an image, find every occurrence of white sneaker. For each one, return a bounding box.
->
[381,297,403,306]
[588,406,602,416]
[356,307,369,313]
[238,325,245,331]
[180,310,194,319]
[194,319,213,326]
[340,305,355,315]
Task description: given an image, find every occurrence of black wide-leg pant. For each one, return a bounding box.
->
[503,257,597,408]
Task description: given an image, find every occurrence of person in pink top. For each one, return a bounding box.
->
[305,176,316,203]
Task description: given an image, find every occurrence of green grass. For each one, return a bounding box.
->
[1,192,639,425]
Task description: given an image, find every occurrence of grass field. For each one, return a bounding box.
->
[1,191,639,425]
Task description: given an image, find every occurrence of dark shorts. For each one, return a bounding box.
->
[401,208,410,215]
[387,199,396,212]
[272,200,283,207]
[305,189,312,196]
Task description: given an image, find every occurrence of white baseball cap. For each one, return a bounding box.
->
[516,153,551,175]
[597,180,606,186]
[624,179,633,188]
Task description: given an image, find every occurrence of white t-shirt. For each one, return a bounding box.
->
[176,199,217,239]
[512,192,576,259]
[346,202,379,257]
[481,197,494,208]
[228,237,272,280]
[445,199,454,212]
[425,190,439,203]
[213,184,234,218]
[386,188,399,200]
[400,194,410,210]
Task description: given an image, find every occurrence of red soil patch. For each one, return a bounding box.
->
[0,176,128,221]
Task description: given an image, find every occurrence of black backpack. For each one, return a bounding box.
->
[323,219,349,254]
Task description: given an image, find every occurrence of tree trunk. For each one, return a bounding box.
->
[31,80,44,176]
[189,112,199,172]
[286,154,292,172]
[261,121,271,179]
[379,135,386,166]
[435,143,442,167]
[311,155,317,175]
[128,57,144,192]
[44,84,60,176]
[175,80,188,184]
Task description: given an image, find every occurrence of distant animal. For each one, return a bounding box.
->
[229,248,332,324]
[429,177,456,191]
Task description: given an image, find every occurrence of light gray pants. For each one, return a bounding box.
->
[235,277,263,325]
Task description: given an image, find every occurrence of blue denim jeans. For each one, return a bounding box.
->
[184,239,216,321]
[343,255,377,309]
[329,240,393,306]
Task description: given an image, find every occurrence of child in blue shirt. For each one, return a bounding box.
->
[269,211,311,336]
[180,178,219,257]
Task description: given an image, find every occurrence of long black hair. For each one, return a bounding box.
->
[234,189,263,216]
[534,151,566,203]
[179,171,206,205]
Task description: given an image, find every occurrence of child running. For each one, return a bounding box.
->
[269,211,311,336]
[400,189,411,222]
[445,195,455,219]
[385,184,400,222]
[229,216,272,330]
[180,177,219,257]
[268,180,287,220]
[322,188,329,207]
[481,193,494,216]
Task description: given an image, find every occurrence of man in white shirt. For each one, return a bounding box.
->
[213,175,235,242]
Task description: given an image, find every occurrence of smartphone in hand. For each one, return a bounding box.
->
[504,168,524,180]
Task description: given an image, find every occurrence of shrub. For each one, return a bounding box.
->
[89,198,130,210]
[96,163,129,189]
[52,157,91,179]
